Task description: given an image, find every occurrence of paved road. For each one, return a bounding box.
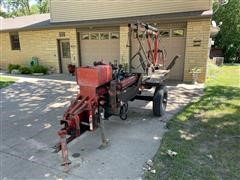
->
[0,76,203,179]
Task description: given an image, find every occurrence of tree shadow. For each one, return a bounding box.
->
[155,85,240,179]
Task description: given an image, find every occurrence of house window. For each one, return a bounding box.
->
[172,29,185,37]
[159,30,170,38]
[110,32,119,39]
[100,33,109,40]
[61,42,71,58]
[81,33,89,40]
[90,33,99,40]
[10,32,21,50]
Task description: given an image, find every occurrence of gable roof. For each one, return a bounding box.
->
[0,13,50,31]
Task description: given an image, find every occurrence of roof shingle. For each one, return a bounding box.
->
[0,13,50,31]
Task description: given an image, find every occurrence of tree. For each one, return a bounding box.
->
[36,0,49,14]
[3,0,31,16]
[2,0,49,17]
[0,10,8,18]
[213,0,240,63]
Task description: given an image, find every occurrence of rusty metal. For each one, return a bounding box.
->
[129,22,168,73]
[98,115,109,149]
[54,22,179,172]
[58,130,71,172]
[117,75,138,90]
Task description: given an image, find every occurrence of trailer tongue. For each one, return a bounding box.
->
[54,22,179,172]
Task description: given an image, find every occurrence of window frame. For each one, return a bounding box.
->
[110,32,120,40]
[81,33,90,40]
[172,29,185,37]
[61,41,71,58]
[159,29,170,38]
[9,32,21,50]
[90,32,100,40]
[100,32,110,40]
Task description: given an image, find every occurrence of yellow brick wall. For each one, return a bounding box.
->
[119,26,130,69]
[184,18,211,83]
[1,20,211,80]
[0,28,79,72]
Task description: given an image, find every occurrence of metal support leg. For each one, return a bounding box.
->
[58,130,71,172]
[98,112,109,150]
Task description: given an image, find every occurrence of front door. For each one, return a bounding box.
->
[59,39,71,73]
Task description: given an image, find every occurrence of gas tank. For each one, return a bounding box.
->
[76,65,112,87]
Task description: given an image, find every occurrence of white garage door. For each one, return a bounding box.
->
[79,31,120,66]
[132,24,186,81]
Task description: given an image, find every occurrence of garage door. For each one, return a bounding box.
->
[132,25,186,81]
[79,31,120,66]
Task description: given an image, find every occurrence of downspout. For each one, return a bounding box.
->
[128,24,132,72]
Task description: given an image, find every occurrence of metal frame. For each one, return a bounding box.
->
[54,22,180,172]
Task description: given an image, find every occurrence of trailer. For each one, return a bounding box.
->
[54,22,179,172]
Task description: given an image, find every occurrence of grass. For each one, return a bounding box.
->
[0,76,16,88]
[145,65,240,179]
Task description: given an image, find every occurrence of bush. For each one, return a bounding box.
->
[19,66,32,74]
[31,65,48,74]
[8,64,21,73]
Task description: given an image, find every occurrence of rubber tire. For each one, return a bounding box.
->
[153,86,168,116]
[120,103,128,120]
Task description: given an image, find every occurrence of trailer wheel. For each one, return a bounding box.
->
[120,103,128,120]
[153,86,168,116]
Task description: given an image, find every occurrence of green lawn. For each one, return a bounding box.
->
[0,76,16,88]
[145,65,240,179]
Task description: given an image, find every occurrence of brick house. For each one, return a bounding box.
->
[0,0,213,82]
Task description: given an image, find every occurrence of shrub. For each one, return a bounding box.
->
[8,64,21,73]
[31,65,48,74]
[19,66,32,74]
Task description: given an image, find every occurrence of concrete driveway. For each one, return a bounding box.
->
[0,76,203,179]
